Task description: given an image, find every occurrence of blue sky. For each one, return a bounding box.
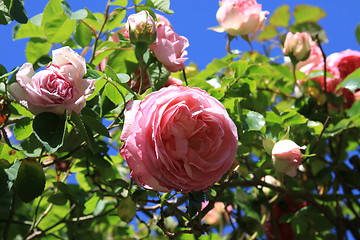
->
[0,0,359,71]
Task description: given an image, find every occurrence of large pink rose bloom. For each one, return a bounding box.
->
[149,23,189,72]
[215,0,269,36]
[120,85,238,192]
[9,47,95,115]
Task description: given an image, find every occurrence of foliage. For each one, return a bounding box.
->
[0,1,359,240]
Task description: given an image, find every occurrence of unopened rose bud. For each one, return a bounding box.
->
[127,10,157,45]
[282,32,312,62]
[271,140,306,177]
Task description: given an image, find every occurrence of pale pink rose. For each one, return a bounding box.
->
[271,140,306,177]
[214,0,269,36]
[282,32,312,62]
[120,85,238,192]
[149,24,189,72]
[156,13,172,27]
[9,47,95,115]
[202,201,232,225]
[126,10,157,45]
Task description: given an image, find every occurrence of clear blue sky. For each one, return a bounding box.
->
[0,0,359,71]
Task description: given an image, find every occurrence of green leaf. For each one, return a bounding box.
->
[241,111,265,131]
[110,0,128,7]
[269,4,290,27]
[25,38,52,64]
[0,0,12,25]
[294,5,326,23]
[133,0,143,4]
[12,15,44,39]
[337,68,360,93]
[71,112,96,153]
[13,117,33,140]
[9,0,27,23]
[148,62,170,90]
[356,24,360,45]
[15,159,45,203]
[105,83,124,105]
[146,0,173,14]
[82,111,110,137]
[231,60,248,78]
[48,193,68,205]
[106,8,126,31]
[257,25,278,41]
[117,196,136,223]
[33,112,67,153]
[70,9,88,20]
[42,0,63,24]
[84,193,100,215]
[74,21,93,47]
[282,110,307,126]
[44,14,76,43]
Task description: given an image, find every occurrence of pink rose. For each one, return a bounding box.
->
[214,0,269,36]
[126,10,157,45]
[149,24,189,72]
[202,201,232,225]
[9,46,95,115]
[282,32,312,62]
[271,140,306,177]
[299,49,360,108]
[120,85,238,192]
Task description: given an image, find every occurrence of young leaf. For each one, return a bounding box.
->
[33,112,67,153]
[15,159,45,203]
[25,38,52,64]
[14,117,33,140]
[146,0,173,14]
[74,21,93,47]
[269,5,290,27]
[43,14,76,43]
[294,5,326,24]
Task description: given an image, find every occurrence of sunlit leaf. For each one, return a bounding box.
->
[269,4,290,27]
[337,68,360,93]
[294,5,326,23]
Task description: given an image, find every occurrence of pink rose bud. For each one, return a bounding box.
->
[214,0,269,36]
[271,140,306,177]
[9,47,95,115]
[120,85,238,192]
[282,32,312,62]
[127,10,157,45]
[149,24,189,72]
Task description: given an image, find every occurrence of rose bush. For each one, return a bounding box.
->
[213,0,269,36]
[9,46,94,115]
[272,140,306,177]
[120,85,238,192]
